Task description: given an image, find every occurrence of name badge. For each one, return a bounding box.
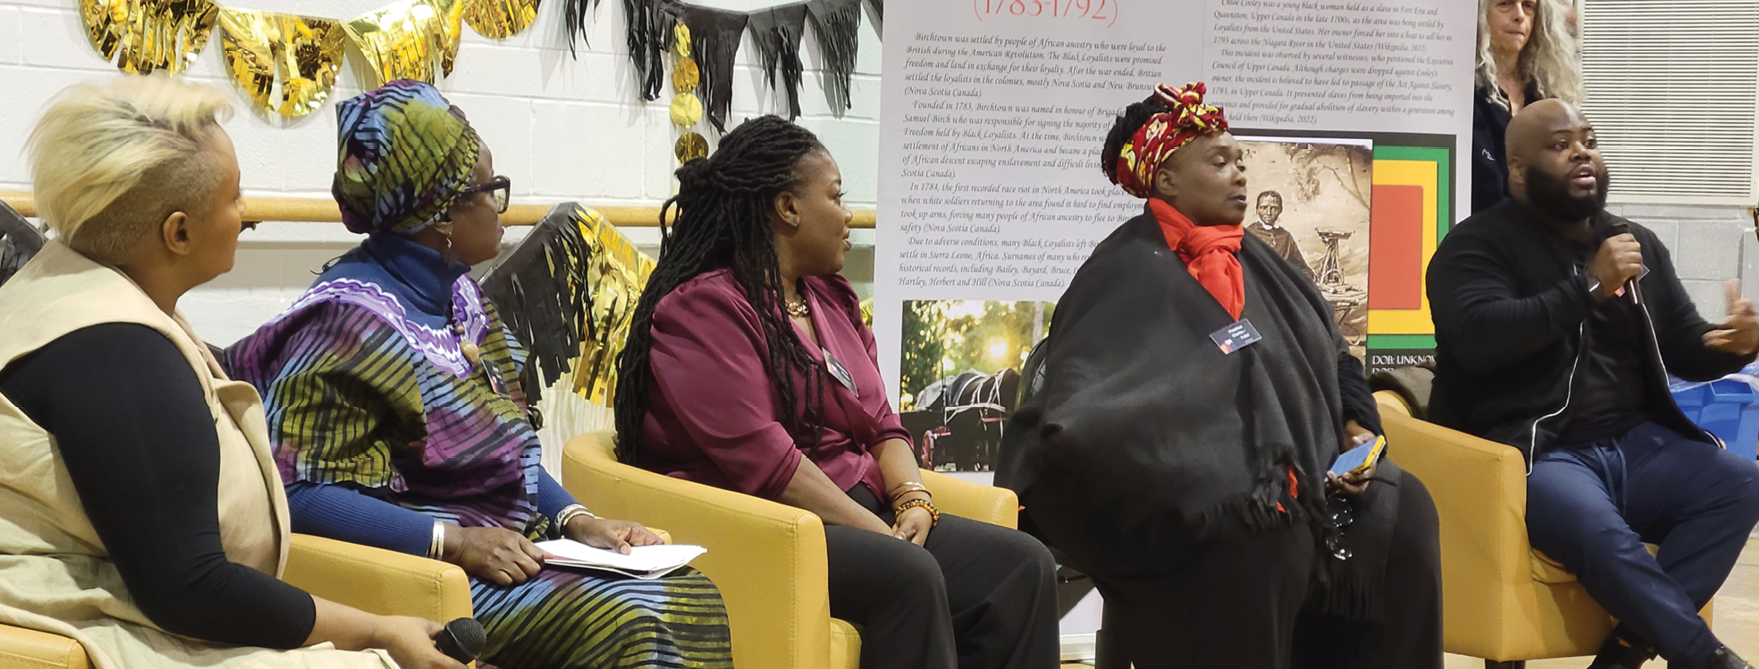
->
[1209,319,1264,355]
[824,348,858,397]
[483,358,509,396]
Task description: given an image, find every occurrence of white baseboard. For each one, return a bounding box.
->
[1059,633,1096,662]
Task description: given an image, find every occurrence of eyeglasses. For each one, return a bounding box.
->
[1325,496,1355,561]
[461,176,511,214]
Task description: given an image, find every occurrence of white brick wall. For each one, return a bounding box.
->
[1606,203,1758,325]
[0,0,884,344]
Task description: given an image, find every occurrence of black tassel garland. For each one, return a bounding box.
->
[863,0,882,37]
[747,3,808,120]
[806,0,861,117]
[682,6,748,133]
[621,0,682,101]
[479,204,592,407]
[562,0,603,57]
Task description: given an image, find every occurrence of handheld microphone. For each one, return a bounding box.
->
[1606,221,1640,304]
[435,617,486,664]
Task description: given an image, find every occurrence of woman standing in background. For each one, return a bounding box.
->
[1473,0,1581,213]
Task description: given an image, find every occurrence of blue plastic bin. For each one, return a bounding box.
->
[1670,379,1759,461]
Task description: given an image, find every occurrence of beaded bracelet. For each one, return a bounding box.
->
[894,498,940,528]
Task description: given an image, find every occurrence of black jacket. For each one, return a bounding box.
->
[1471,85,1540,214]
[1427,199,1752,462]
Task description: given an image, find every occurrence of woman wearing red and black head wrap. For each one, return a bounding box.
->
[997,83,1443,669]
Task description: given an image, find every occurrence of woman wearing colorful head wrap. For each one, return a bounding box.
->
[998,83,1443,669]
[225,80,734,669]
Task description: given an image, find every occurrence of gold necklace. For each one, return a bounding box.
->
[785,296,810,318]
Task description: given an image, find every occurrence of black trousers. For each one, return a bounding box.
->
[1292,473,1444,669]
[1025,471,1442,669]
[825,484,1060,669]
[1091,522,1317,669]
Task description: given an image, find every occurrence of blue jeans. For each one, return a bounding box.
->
[1526,421,1759,668]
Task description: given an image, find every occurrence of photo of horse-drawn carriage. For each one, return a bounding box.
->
[899,300,1052,472]
[900,367,1021,472]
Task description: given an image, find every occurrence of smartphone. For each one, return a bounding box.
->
[1329,435,1386,477]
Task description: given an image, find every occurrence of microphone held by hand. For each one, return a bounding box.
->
[435,618,486,663]
[1600,221,1641,303]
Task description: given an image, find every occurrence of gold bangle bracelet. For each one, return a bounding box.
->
[428,520,446,561]
[887,481,930,503]
[556,504,596,530]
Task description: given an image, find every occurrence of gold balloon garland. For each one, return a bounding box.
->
[668,24,710,164]
[79,0,218,74]
[573,205,655,406]
[217,8,343,117]
[79,0,543,117]
[464,0,540,39]
[343,0,464,87]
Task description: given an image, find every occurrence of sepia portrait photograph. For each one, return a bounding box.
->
[1236,137,1375,354]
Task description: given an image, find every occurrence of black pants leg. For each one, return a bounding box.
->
[825,486,1060,669]
[1292,473,1444,669]
[1088,524,1316,669]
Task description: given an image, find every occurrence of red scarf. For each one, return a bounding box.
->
[1149,198,1244,320]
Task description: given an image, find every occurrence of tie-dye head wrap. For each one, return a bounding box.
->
[1110,82,1229,199]
[332,80,482,236]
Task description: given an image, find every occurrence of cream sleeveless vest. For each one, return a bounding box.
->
[0,242,394,669]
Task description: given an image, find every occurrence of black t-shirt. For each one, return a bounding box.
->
[0,323,316,649]
[1558,229,1654,444]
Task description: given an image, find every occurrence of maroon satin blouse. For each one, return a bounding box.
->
[640,269,910,501]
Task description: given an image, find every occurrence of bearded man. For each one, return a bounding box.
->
[1428,99,1759,669]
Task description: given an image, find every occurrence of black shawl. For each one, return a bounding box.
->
[1001,211,1396,620]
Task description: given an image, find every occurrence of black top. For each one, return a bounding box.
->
[1558,228,1653,444]
[0,323,316,649]
[1427,199,1750,460]
[1471,85,1541,215]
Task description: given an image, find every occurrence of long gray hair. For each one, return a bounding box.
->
[1476,0,1581,109]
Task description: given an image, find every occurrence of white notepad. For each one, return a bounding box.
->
[535,539,707,580]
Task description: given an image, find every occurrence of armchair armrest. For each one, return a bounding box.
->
[1375,390,1412,417]
[561,432,830,669]
[283,534,473,623]
[1379,409,1531,655]
[0,625,89,669]
[920,470,1017,529]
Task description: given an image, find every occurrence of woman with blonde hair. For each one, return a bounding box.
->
[0,75,460,669]
[1474,0,1581,212]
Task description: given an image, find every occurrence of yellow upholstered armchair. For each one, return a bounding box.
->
[0,534,474,669]
[561,430,1018,669]
[1376,390,1711,669]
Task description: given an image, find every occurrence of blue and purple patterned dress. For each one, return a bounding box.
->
[227,233,733,669]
